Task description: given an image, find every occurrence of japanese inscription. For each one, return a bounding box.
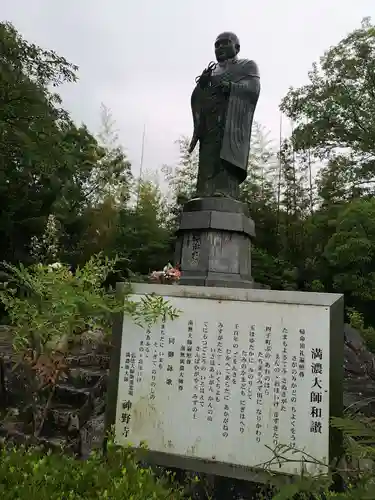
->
[310,347,324,434]
[159,318,166,371]
[216,322,223,406]
[193,339,201,419]
[150,341,158,400]
[247,325,255,400]
[280,327,288,412]
[207,347,216,422]
[290,354,298,448]
[129,352,136,396]
[272,352,281,446]
[200,322,208,409]
[145,326,151,358]
[255,346,264,443]
[264,326,272,397]
[299,328,306,377]
[166,334,175,386]
[123,352,130,383]
[115,290,339,478]
[191,234,201,266]
[239,347,247,434]
[137,341,144,384]
[120,399,132,438]
[187,321,193,365]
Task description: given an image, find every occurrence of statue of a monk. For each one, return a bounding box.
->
[189,32,260,200]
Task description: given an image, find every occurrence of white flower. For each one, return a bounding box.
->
[48,262,63,272]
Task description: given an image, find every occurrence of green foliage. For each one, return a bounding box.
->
[0,255,179,354]
[281,17,375,197]
[252,247,298,291]
[244,122,279,206]
[87,103,133,206]
[131,294,180,327]
[0,21,107,265]
[162,135,199,207]
[0,440,185,499]
[271,17,375,319]
[0,255,119,352]
[263,415,375,499]
[115,180,174,275]
[324,198,375,302]
[30,214,60,264]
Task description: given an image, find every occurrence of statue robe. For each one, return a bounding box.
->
[191,58,260,198]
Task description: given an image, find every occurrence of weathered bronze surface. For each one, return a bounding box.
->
[189,32,260,200]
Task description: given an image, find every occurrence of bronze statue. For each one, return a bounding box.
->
[189,32,260,200]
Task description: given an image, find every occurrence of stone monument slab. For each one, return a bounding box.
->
[106,284,344,482]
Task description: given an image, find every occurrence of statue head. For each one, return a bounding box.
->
[214,32,240,62]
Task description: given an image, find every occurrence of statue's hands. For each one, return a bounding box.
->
[198,67,211,88]
[202,66,212,77]
[219,79,231,93]
[189,133,198,154]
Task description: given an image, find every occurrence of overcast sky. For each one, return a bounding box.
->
[3,1,374,180]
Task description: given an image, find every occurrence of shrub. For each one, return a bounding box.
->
[0,254,178,353]
[0,254,179,437]
[266,416,375,499]
[0,254,184,497]
[0,439,185,499]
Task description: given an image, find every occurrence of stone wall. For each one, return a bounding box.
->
[0,327,109,456]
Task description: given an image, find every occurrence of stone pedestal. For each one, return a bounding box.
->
[174,197,256,288]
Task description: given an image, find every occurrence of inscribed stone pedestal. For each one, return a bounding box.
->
[175,197,257,288]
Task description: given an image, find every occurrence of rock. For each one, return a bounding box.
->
[0,325,109,454]
[0,325,13,360]
[79,413,106,458]
[344,323,365,351]
[344,323,375,415]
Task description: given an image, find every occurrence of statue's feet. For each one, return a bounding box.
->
[212,190,232,199]
[193,191,237,200]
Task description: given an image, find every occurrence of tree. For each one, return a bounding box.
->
[280,17,375,196]
[161,136,199,233]
[115,181,173,276]
[87,104,133,206]
[240,122,280,254]
[277,140,314,274]
[64,105,134,265]
[0,22,106,264]
[242,121,279,204]
[278,17,375,299]
[162,136,198,205]
[324,198,375,307]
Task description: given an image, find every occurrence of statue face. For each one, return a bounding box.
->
[214,36,237,62]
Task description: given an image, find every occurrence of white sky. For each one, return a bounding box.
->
[3,1,375,180]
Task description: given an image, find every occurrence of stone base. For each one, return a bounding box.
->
[178,271,255,289]
[175,197,256,288]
